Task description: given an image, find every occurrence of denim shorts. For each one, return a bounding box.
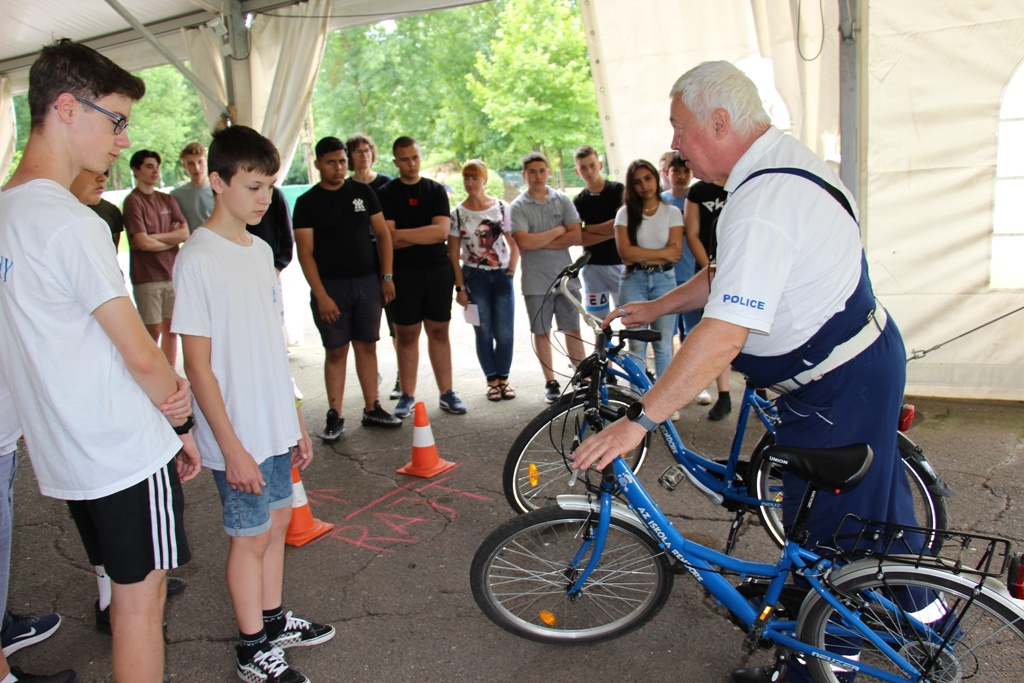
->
[212,452,294,537]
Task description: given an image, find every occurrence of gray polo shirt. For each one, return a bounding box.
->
[510,187,581,295]
[170,182,215,233]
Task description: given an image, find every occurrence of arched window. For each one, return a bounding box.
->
[992,62,1024,289]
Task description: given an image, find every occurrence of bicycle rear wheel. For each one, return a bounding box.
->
[797,561,1024,682]
[470,507,674,644]
[750,431,949,550]
[502,386,648,514]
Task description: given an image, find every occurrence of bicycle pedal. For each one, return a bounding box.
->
[659,464,686,491]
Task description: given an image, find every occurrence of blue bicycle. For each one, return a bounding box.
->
[502,258,950,552]
[474,392,1024,681]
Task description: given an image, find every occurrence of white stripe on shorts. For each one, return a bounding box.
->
[147,466,178,569]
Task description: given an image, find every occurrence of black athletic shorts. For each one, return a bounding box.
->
[66,457,190,585]
[388,263,455,326]
[311,275,384,349]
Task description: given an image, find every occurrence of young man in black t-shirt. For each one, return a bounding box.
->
[294,137,401,440]
[572,145,624,321]
[377,136,466,418]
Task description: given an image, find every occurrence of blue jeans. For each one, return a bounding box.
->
[463,266,515,380]
[618,269,678,379]
[0,450,15,615]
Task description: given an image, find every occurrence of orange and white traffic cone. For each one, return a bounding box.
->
[285,467,335,547]
[396,401,457,478]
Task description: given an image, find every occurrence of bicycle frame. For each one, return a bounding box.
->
[561,458,941,682]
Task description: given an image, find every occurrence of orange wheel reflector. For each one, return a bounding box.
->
[528,463,539,487]
[539,610,556,626]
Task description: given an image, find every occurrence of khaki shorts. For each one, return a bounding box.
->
[133,280,175,326]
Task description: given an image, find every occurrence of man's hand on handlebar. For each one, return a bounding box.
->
[603,301,660,329]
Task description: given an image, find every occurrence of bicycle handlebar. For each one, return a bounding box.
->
[556,253,662,343]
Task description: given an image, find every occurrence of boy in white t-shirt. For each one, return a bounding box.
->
[0,39,199,683]
[172,126,331,683]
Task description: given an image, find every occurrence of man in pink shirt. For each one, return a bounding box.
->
[123,150,189,365]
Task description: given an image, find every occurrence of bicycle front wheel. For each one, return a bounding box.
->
[797,561,1024,682]
[750,431,949,550]
[502,386,648,514]
[470,507,674,644]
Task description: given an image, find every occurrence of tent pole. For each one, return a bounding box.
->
[102,0,231,120]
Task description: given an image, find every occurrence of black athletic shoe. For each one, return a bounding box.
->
[166,575,187,596]
[388,377,402,401]
[320,409,344,441]
[9,667,79,683]
[361,401,402,428]
[544,380,561,404]
[708,393,732,421]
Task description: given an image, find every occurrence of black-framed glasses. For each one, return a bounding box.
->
[76,97,129,135]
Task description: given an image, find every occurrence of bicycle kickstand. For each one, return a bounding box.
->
[725,509,746,555]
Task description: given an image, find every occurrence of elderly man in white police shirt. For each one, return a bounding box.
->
[572,60,916,681]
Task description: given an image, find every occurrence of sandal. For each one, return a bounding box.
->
[498,383,516,400]
[486,384,502,402]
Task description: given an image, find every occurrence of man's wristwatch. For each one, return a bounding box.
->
[626,401,658,432]
[382,273,393,281]
[455,285,465,292]
[173,414,195,435]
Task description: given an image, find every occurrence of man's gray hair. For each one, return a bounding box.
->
[669,61,771,137]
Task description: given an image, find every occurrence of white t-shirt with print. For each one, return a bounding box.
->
[0,180,181,499]
[171,228,299,470]
[450,199,512,269]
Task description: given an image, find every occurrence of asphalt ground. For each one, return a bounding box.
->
[6,302,1024,683]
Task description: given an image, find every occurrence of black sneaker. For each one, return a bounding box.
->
[388,377,402,401]
[9,667,78,683]
[166,575,187,596]
[236,645,308,683]
[708,393,732,421]
[320,409,344,441]
[1,610,61,656]
[361,401,402,428]
[544,380,561,404]
[267,611,336,649]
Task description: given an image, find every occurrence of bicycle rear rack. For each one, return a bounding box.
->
[830,514,1012,578]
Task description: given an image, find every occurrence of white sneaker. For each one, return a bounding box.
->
[671,411,680,421]
[695,390,713,405]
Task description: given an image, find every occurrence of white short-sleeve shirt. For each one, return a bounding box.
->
[0,180,181,499]
[702,127,862,357]
[613,203,683,250]
[172,228,299,470]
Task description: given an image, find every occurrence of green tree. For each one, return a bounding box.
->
[109,64,209,190]
[466,0,602,187]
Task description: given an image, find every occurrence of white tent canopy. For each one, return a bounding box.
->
[2,0,1022,400]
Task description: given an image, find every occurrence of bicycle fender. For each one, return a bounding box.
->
[555,494,654,539]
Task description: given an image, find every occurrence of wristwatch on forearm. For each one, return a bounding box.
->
[382,273,393,281]
[173,414,195,435]
[626,401,658,432]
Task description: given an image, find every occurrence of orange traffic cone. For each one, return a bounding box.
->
[396,401,457,478]
[285,467,335,547]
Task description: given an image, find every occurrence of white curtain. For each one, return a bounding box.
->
[182,0,329,175]
[1,76,15,182]
[247,0,330,176]
[182,25,228,132]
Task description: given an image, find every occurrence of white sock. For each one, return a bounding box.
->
[95,565,112,610]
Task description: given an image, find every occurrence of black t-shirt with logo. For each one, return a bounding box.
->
[378,177,451,271]
[293,180,381,280]
[686,181,728,272]
[573,180,624,266]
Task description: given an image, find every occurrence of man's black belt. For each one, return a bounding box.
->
[625,263,673,274]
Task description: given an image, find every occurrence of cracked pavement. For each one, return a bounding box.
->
[6,324,1023,682]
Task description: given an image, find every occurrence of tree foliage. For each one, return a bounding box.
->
[5,1,603,190]
[467,0,601,186]
[310,0,602,185]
